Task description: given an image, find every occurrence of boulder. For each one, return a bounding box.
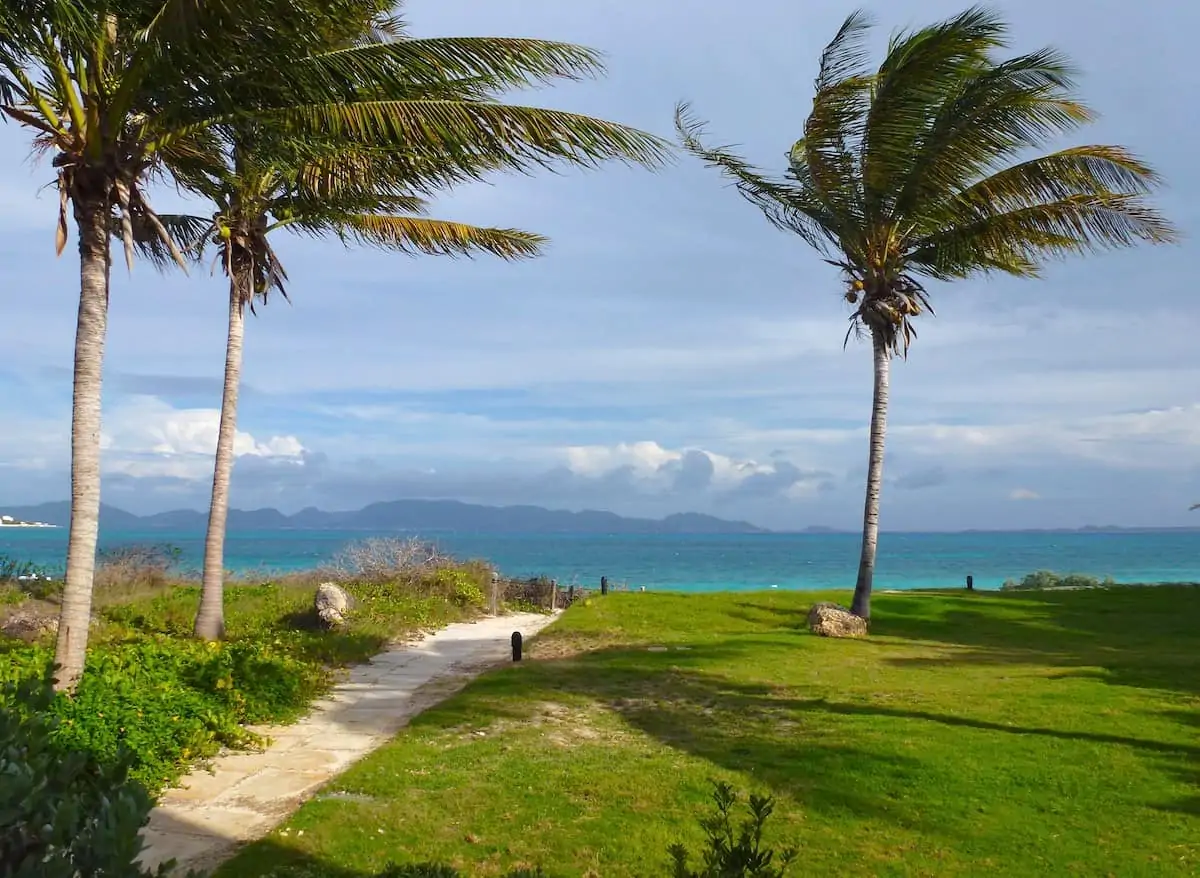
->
[314,582,352,629]
[0,605,59,642]
[807,601,868,638]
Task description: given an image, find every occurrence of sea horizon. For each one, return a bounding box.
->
[4,527,1200,593]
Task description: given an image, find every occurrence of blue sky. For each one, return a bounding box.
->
[0,0,1196,531]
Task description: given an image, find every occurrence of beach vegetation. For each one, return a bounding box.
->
[0,672,171,877]
[0,543,492,794]
[1000,569,1118,590]
[676,6,1177,621]
[217,587,1199,876]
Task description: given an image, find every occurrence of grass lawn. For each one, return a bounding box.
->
[219,587,1199,877]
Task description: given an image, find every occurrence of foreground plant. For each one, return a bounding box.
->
[669,781,797,878]
[676,5,1176,620]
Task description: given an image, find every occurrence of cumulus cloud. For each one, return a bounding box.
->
[102,396,306,479]
[1009,488,1041,501]
[560,440,829,500]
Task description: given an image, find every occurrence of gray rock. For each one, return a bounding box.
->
[807,601,868,638]
[0,606,59,641]
[314,582,352,629]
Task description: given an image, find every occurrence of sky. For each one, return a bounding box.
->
[0,0,1197,532]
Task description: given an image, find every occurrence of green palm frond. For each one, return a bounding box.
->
[893,49,1093,220]
[320,214,546,260]
[277,37,607,103]
[909,192,1177,279]
[801,11,874,228]
[124,212,212,270]
[862,6,1006,216]
[675,103,836,252]
[266,100,671,173]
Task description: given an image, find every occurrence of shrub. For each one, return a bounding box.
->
[669,782,797,878]
[1000,570,1116,591]
[0,674,175,877]
[0,633,328,794]
[325,537,446,583]
[93,544,185,601]
[0,554,57,600]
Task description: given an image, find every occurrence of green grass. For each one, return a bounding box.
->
[219,587,1200,877]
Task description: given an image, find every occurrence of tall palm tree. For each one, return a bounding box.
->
[676,6,1176,621]
[140,12,670,641]
[2,0,666,688]
[0,0,280,690]
[142,145,547,640]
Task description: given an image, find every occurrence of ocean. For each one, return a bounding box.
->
[3,527,1200,591]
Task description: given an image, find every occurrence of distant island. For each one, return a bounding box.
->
[0,514,57,528]
[0,500,770,535]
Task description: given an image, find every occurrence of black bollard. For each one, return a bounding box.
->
[567,584,575,603]
[511,631,523,662]
[966,575,974,591]
[601,576,609,596]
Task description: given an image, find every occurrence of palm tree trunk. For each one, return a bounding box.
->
[194,277,248,641]
[53,191,111,692]
[850,327,891,621]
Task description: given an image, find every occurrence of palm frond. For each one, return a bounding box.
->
[278,37,606,103]
[675,103,837,252]
[802,12,874,229]
[265,99,672,173]
[125,212,212,270]
[815,9,874,92]
[862,6,1006,217]
[318,214,546,260]
[908,192,1178,279]
[894,48,1092,223]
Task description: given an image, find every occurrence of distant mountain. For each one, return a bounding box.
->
[1,499,769,535]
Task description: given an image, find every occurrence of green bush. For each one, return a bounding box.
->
[669,782,797,878]
[1000,570,1117,591]
[0,674,175,877]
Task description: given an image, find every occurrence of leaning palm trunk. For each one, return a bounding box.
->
[195,276,249,641]
[850,328,891,621]
[54,188,112,691]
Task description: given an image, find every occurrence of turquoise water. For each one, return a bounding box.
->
[3,528,1200,591]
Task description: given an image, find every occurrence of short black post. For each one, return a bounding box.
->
[511,631,523,662]
[601,576,609,596]
[567,584,575,603]
[966,575,974,591]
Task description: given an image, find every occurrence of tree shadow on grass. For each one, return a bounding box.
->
[864,587,1200,694]
[436,615,1200,824]
[211,837,551,878]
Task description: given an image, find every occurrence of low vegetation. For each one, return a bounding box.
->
[219,586,1198,877]
[0,539,503,795]
[1000,570,1118,591]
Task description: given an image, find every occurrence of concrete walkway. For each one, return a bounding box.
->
[138,612,556,876]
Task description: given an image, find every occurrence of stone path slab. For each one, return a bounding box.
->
[138,612,555,876]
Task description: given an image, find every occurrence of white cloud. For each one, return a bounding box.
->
[1009,488,1041,501]
[101,396,306,479]
[563,440,796,492]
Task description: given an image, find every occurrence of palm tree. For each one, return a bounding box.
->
[140,14,671,641]
[144,146,546,640]
[676,6,1176,621]
[0,0,270,690]
[1,0,668,688]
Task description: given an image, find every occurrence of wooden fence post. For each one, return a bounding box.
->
[601,576,609,596]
